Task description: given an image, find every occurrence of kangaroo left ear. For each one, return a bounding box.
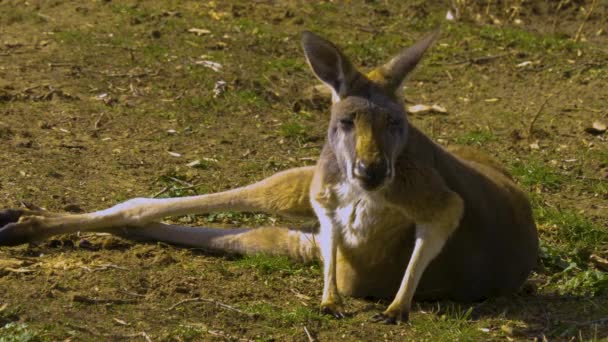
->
[367,29,440,95]
[301,31,361,102]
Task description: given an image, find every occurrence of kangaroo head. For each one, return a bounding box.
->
[302,31,438,191]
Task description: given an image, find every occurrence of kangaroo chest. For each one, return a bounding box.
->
[331,184,410,248]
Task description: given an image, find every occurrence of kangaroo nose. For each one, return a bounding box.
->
[353,159,388,189]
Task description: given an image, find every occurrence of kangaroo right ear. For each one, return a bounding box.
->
[367,30,439,96]
[301,31,360,102]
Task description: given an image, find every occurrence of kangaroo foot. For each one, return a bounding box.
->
[0,208,47,246]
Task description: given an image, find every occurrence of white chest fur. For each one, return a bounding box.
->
[332,183,404,248]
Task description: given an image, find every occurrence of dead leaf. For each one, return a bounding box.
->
[186,160,201,167]
[0,259,26,269]
[585,121,606,135]
[407,104,447,114]
[187,28,211,36]
[113,317,130,326]
[194,60,222,72]
[213,80,227,98]
[590,254,608,271]
[5,267,34,273]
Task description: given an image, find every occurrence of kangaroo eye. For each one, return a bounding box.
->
[339,119,354,129]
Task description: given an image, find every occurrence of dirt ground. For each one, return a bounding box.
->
[1,0,607,341]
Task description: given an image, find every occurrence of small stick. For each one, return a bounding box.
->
[94,113,105,130]
[152,186,169,198]
[528,90,563,139]
[153,182,206,198]
[304,326,316,342]
[167,297,257,318]
[574,0,597,42]
[447,53,511,66]
[48,62,75,68]
[165,176,193,187]
[37,12,55,21]
[72,295,139,305]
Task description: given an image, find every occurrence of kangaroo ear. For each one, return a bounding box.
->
[367,30,439,95]
[302,31,360,102]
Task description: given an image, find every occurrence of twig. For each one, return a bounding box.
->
[574,0,597,42]
[37,12,55,21]
[141,332,153,342]
[165,176,193,187]
[80,264,128,272]
[447,52,512,66]
[304,326,316,342]
[48,62,75,68]
[528,90,563,139]
[152,186,169,198]
[94,113,105,130]
[72,295,139,305]
[153,182,205,198]
[167,297,257,318]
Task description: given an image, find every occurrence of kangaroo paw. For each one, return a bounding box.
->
[0,209,26,228]
[0,209,44,246]
[320,302,346,319]
[370,309,409,325]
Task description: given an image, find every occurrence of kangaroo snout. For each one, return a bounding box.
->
[353,159,389,190]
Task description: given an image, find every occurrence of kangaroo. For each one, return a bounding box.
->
[0,31,538,324]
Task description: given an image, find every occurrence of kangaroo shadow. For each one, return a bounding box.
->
[409,288,608,340]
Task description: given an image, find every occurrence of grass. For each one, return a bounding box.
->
[162,324,207,341]
[202,211,273,226]
[234,254,319,276]
[0,323,39,342]
[511,160,564,191]
[1,0,607,340]
[280,119,310,143]
[453,130,496,146]
[245,303,327,326]
[536,208,608,260]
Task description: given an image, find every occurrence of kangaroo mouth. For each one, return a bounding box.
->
[352,162,392,192]
[357,177,385,191]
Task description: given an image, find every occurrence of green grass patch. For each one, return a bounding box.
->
[110,3,153,23]
[280,119,310,142]
[453,130,496,146]
[246,302,327,325]
[54,30,94,46]
[264,57,304,73]
[234,254,319,276]
[478,25,579,52]
[536,208,608,259]
[0,323,39,342]
[162,324,206,341]
[511,161,564,191]
[536,207,608,296]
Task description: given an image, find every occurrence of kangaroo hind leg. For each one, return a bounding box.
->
[113,222,321,262]
[0,166,316,246]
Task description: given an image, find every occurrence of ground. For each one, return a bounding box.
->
[1,0,607,341]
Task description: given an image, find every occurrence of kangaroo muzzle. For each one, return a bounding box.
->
[353,158,389,190]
